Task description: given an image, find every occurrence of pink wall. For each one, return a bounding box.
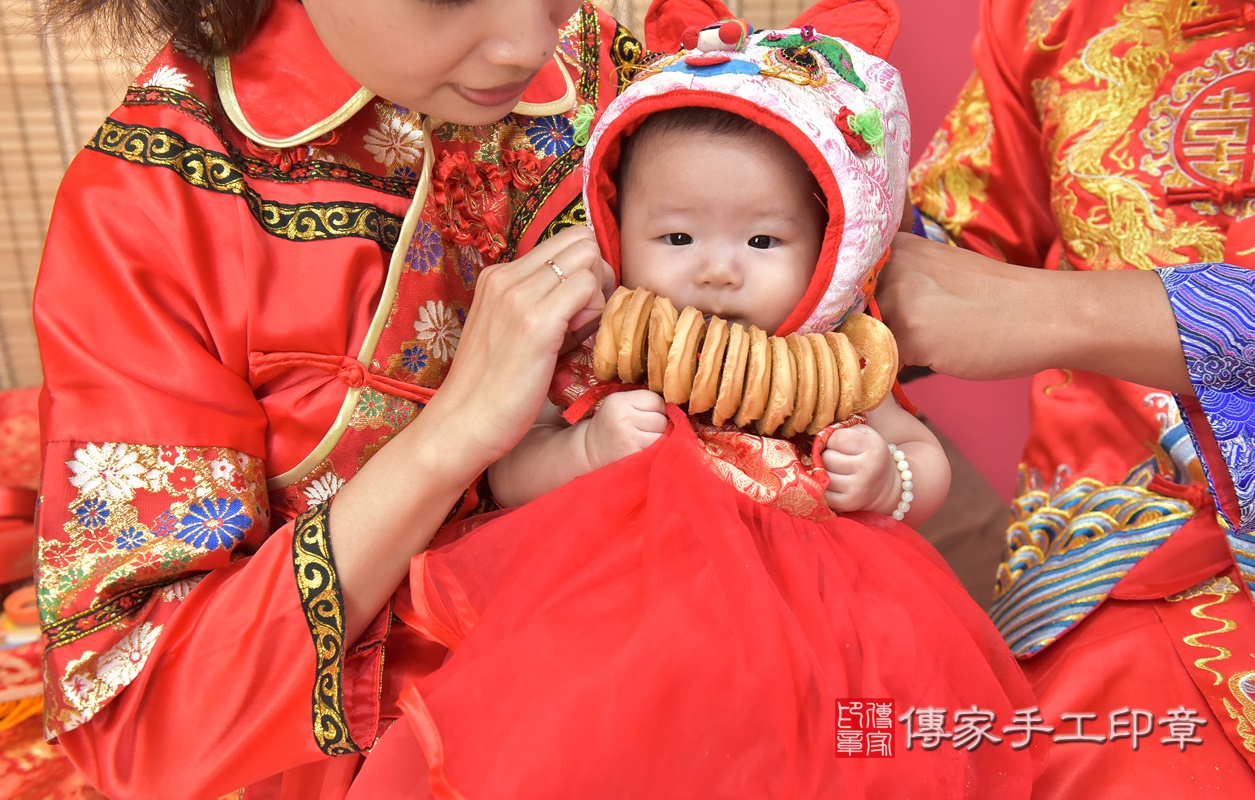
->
[893,0,980,160]
[889,0,1031,500]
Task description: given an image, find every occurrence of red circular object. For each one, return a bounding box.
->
[4,585,38,628]
[684,53,731,67]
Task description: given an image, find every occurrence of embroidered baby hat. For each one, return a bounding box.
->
[583,0,908,336]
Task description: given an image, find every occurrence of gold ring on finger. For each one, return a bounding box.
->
[545,259,566,283]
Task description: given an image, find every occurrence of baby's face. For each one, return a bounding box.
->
[618,127,825,335]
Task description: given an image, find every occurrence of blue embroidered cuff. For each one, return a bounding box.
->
[1157,262,1255,536]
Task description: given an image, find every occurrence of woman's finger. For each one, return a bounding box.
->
[523,225,603,280]
[514,235,610,332]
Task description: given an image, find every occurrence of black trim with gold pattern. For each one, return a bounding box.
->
[293,502,360,756]
[43,583,158,649]
[124,86,420,198]
[500,6,646,262]
[538,194,589,242]
[89,120,402,252]
[610,22,649,89]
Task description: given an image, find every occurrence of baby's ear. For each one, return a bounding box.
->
[643,0,735,52]
[791,0,901,58]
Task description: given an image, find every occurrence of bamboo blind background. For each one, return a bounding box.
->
[0,0,132,389]
[0,0,809,391]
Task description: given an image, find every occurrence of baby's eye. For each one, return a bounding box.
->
[663,233,693,246]
[748,235,777,249]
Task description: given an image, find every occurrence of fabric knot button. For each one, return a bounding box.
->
[1213,182,1255,206]
[337,360,370,388]
[242,138,298,172]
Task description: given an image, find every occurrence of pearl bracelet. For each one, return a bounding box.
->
[887,443,914,521]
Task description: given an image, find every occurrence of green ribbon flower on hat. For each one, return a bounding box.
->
[572,103,597,147]
[849,108,884,156]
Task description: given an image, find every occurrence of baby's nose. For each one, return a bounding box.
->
[695,255,743,288]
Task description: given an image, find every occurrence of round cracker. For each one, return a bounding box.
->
[689,316,729,415]
[664,306,706,404]
[713,322,750,426]
[805,332,838,435]
[838,312,899,413]
[617,288,655,383]
[755,336,795,436]
[593,286,633,382]
[646,296,678,393]
[780,333,817,438]
[826,331,863,422]
[734,326,771,428]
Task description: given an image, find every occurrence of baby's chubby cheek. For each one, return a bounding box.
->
[618,263,657,297]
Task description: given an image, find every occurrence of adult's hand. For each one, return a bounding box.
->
[429,225,615,470]
[329,225,612,641]
[879,231,1190,392]
[878,232,1045,380]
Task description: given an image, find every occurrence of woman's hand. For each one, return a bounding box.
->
[327,226,613,640]
[425,225,616,473]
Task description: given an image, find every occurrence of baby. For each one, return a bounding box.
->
[349,7,1036,799]
[490,103,949,527]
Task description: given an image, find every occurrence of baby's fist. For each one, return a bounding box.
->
[583,390,668,470]
[821,424,898,514]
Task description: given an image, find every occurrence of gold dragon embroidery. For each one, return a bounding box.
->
[908,72,993,240]
[1038,0,1226,269]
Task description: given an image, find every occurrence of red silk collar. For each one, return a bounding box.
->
[222,0,366,146]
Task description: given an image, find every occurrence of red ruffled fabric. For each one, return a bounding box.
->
[352,406,1037,798]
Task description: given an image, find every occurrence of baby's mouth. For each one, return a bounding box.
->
[704,312,750,328]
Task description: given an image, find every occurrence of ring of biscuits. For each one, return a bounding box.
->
[593,286,899,435]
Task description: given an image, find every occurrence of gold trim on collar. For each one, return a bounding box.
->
[357,116,436,363]
[267,117,435,490]
[214,56,375,149]
[512,53,577,117]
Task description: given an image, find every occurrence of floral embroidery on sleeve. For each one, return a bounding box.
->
[39,442,268,736]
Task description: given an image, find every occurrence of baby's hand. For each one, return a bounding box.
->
[583,390,668,470]
[821,424,899,514]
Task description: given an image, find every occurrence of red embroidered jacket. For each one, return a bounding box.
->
[910,0,1255,657]
[32,1,643,797]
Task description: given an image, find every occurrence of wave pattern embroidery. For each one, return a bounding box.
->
[1161,263,1255,535]
[991,476,1194,656]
